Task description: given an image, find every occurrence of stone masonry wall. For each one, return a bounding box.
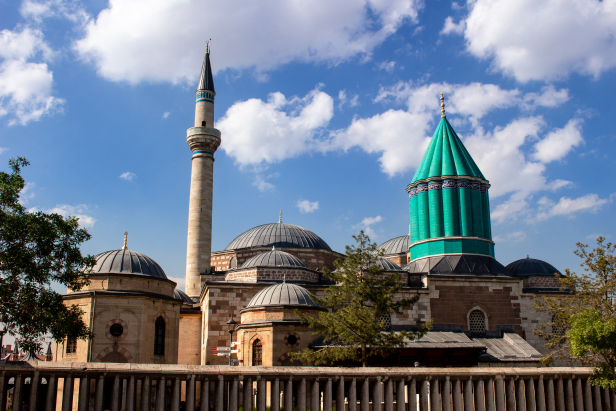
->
[427,277,524,335]
[211,248,344,272]
[224,267,320,283]
[522,277,562,288]
[178,312,202,365]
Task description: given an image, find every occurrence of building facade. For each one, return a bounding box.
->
[58,51,566,368]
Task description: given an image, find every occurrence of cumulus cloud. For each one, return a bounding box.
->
[0,27,64,125]
[29,204,96,228]
[377,61,397,72]
[457,0,616,81]
[536,194,609,221]
[119,172,136,181]
[218,87,334,167]
[532,118,584,163]
[440,16,465,35]
[338,90,359,109]
[253,174,277,192]
[20,0,89,25]
[19,182,36,205]
[297,199,319,213]
[353,215,383,238]
[74,0,422,84]
[162,111,170,119]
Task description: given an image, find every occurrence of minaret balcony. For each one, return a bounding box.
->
[186,126,221,154]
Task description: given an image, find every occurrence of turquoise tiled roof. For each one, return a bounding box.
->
[412,117,484,182]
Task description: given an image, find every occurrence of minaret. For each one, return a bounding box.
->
[185,43,221,298]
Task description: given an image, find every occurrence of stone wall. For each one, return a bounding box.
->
[211,247,344,272]
[384,253,408,267]
[426,277,524,335]
[224,267,320,283]
[59,294,180,364]
[178,311,202,365]
[522,276,562,288]
[70,274,176,297]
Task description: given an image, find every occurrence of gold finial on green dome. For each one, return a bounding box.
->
[440,91,446,118]
[122,231,128,250]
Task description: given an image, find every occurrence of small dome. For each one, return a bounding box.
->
[92,249,167,279]
[506,257,562,277]
[225,222,331,251]
[174,288,194,304]
[378,235,409,255]
[241,248,308,269]
[374,258,403,271]
[246,282,319,308]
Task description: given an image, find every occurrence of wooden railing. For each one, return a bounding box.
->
[1,362,615,411]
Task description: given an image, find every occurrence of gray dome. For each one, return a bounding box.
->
[378,235,409,255]
[506,257,562,277]
[174,288,194,304]
[246,283,319,308]
[374,258,403,271]
[225,222,331,251]
[241,248,308,269]
[92,249,167,279]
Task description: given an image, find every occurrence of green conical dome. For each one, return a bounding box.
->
[412,118,484,182]
[406,107,494,263]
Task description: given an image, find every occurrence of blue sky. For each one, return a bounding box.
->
[2,0,616,300]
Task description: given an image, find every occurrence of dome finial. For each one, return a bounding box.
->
[272,246,276,251]
[283,273,286,283]
[122,231,128,250]
[279,209,282,223]
[206,39,211,54]
[440,91,446,118]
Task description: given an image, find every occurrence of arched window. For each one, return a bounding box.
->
[154,316,165,355]
[252,339,262,366]
[469,310,486,334]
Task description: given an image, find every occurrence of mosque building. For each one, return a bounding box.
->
[55,48,566,368]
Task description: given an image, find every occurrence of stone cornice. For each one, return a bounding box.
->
[406,175,490,192]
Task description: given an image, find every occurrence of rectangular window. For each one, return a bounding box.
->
[66,339,77,354]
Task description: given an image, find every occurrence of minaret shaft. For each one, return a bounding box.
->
[185,50,219,297]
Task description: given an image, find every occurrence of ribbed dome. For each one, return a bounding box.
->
[241,248,308,269]
[174,288,194,304]
[412,117,485,182]
[374,258,403,271]
[92,249,167,279]
[378,235,409,255]
[506,257,562,277]
[225,222,331,251]
[246,283,319,308]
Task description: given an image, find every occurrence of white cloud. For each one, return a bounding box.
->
[162,111,170,119]
[532,118,584,163]
[353,215,383,239]
[0,147,7,154]
[253,175,276,192]
[29,204,96,228]
[168,276,185,290]
[338,90,359,109]
[461,0,616,81]
[440,16,465,35]
[119,172,136,181]
[19,182,36,205]
[0,27,64,125]
[20,0,89,25]
[537,194,609,221]
[74,0,422,84]
[493,230,526,243]
[218,87,334,167]
[377,61,396,72]
[297,199,319,214]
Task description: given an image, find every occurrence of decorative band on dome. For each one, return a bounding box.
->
[192,150,213,156]
[408,179,489,198]
[406,175,490,192]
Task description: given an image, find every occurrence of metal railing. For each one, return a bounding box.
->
[1,362,615,411]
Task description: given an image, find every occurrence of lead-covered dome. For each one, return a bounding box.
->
[241,248,308,269]
[378,235,409,255]
[246,282,319,308]
[506,257,562,277]
[92,249,167,279]
[174,288,194,304]
[225,222,331,251]
[374,258,403,271]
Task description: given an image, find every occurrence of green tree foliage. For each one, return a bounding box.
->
[534,237,616,388]
[293,231,429,367]
[0,158,95,353]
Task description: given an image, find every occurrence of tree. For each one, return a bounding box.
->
[534,237,616,388]
[293,231,429,367]
[0,158,95,354]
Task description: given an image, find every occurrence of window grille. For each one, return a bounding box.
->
[379,315,392,329]
[252,339,262,366]
[154,316,165,355]
[552,314,566,336]
[469,310,486,334]
[66,339,76,354]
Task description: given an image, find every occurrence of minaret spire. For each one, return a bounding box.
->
[185,45,221,297]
